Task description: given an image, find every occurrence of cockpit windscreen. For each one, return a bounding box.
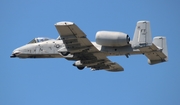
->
[28,37,51,44]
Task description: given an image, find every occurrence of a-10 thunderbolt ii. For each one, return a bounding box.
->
[10,21,168,72]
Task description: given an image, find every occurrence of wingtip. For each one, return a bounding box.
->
[137,20,150,24]
[55,21,74,26]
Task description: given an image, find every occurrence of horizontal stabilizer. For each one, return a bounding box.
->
[141,36,168,65]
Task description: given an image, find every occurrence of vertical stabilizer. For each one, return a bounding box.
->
[152,36,168,61]
[132,21,152,48]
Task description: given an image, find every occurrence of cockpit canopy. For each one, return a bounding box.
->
[28,37,51,44]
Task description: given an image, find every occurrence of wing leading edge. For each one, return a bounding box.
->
[55,21,124,71]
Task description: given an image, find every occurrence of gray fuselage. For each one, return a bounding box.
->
[11,39,142,58]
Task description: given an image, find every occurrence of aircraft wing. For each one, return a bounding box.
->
[55,21,124,72]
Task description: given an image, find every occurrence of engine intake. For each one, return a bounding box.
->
[96,31,130,47]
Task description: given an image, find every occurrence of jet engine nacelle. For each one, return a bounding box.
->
[95,31,130,47]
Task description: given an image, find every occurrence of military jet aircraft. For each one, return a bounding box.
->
[10,21,168,72]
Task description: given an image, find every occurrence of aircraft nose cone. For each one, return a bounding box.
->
[10,50,21,58]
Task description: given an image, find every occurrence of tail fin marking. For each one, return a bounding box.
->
[132,21,152,48]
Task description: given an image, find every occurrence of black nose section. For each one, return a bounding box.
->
[10,54,17,58]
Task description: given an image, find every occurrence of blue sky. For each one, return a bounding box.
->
[1,0,180,105]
